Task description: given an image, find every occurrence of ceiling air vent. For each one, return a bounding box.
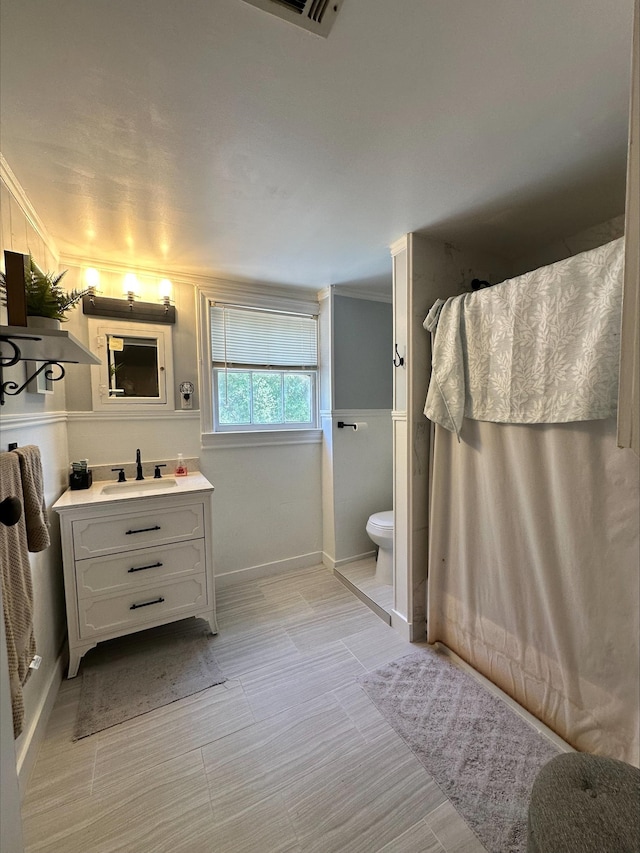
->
[240,0,344,38]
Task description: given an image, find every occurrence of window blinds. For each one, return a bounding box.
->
[210,304,318,368]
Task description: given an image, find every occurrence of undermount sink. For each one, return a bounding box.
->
[100,478,178,495]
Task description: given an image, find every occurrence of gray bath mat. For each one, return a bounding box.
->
[74,619,226,740]
[359,647,561,853]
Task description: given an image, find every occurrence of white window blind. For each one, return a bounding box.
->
[210,304,317,368]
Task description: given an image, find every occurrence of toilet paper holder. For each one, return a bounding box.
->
[337,421,367,431]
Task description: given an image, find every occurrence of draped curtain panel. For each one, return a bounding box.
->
[427,418,639,765]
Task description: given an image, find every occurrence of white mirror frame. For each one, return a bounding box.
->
[87,318,175,412]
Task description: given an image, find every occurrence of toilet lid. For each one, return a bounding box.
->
[368,510,393,530]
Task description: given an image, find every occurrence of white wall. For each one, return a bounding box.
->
[66,411,323,582]
[511,214,625,275]
[1,161,71,816]
[202,443,322,579]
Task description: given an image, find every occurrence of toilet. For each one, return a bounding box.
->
[366,510,394,585]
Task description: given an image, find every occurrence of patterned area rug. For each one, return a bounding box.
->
[359,647,560,853]
[74,620,226,740]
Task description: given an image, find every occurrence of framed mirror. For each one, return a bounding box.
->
[88,319,175,411]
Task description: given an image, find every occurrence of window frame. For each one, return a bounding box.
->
[197,283,322,447]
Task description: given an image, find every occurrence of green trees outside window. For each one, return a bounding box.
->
[217,370,313,426]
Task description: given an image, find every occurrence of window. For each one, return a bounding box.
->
[210,304,318,431]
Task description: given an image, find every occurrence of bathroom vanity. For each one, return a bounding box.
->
[53,472,217,677]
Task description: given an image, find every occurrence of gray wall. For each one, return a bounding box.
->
[333,295,392,410]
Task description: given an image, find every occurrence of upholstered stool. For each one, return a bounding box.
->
[527,752,640,852]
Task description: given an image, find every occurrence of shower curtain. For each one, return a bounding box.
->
[425,241,640,766]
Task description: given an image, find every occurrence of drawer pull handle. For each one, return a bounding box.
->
[128,561,163,573]
[125,525,161,535]
[130,597,165,610]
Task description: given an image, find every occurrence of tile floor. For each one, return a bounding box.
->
[335,557,394,620]
[21,564,488,853]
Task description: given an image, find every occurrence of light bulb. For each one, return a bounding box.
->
[123,273,139,300]
[159,279,172,302]
[84,268,100,291]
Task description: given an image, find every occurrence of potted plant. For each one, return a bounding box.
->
[0,256,90,328]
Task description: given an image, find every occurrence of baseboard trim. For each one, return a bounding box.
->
[321,550,376,571]
[390,609,413,642]
[214,551,323,589]
[410,617,427,643]
[333,570,391,625]
[334,550,376,568]
[16,648,65,797]
[321,552,336,571]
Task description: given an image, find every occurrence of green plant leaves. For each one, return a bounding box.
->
[0,256,90,320]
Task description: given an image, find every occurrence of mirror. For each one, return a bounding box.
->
[106,333,160,398]
[88,319,174,411]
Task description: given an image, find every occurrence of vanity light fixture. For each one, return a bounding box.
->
[82,271,176,324]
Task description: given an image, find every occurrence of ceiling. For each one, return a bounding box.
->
[0,0,634,292]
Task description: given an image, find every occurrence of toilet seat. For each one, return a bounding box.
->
[366,510,393,536]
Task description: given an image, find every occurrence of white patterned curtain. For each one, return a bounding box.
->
[424,238,624,439]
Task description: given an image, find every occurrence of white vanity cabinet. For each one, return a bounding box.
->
[53,473,217,677]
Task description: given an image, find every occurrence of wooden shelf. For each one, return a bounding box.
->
[0,325,101,365]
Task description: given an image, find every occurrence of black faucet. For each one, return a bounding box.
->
[135,448,144,481]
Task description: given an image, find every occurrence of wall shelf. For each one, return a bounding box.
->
[0,325,101,405]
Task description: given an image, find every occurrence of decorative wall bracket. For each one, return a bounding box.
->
[0,327,101,405]
[0,333,66,404]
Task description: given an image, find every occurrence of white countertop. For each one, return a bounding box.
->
[52,471,214,511]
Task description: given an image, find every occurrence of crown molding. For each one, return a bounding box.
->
[199,279,319,316]
[390,235,408,257]
[60,254,212,288]
[0,154,60,261]
[317,285,392,304]
[332,285,392,304]
[61,254,320,310]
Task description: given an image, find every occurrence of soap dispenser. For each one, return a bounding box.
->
[175,453,188,476]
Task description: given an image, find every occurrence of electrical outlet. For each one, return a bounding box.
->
[179,381,194,410]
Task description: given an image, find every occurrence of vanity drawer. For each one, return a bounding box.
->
[72,503,205,559]
[76,539,206,599]
[78,574,208,639]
